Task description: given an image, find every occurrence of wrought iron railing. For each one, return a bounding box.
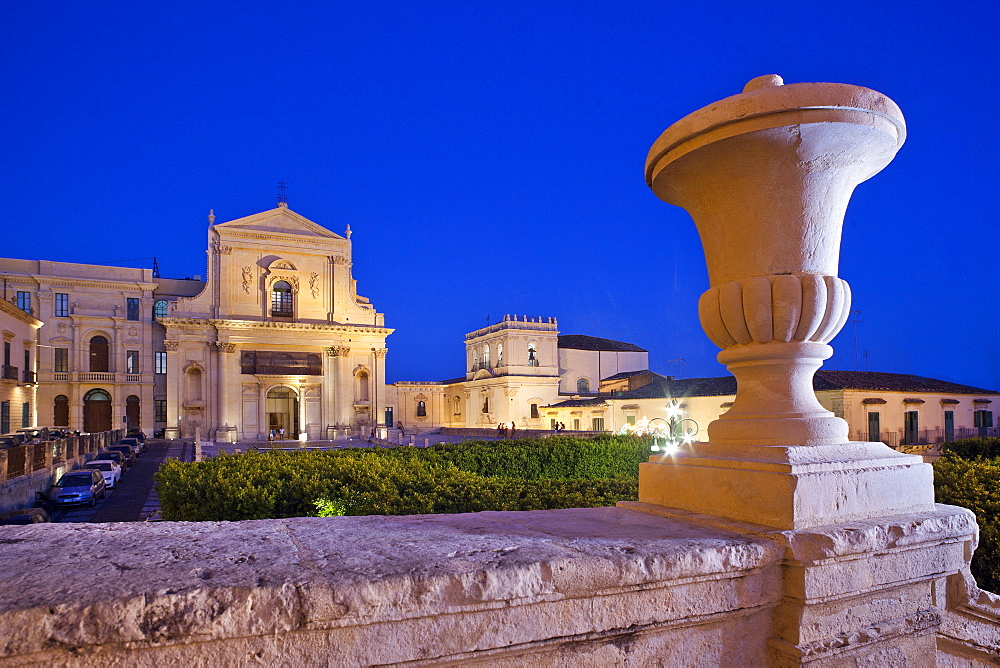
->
[1,365,18,381]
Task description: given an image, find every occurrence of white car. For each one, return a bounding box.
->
[83,459,122,489]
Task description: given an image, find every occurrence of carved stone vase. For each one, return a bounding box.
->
[638,76,934,529]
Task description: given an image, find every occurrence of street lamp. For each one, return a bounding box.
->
[618,399,699,453]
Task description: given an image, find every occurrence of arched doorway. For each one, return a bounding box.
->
[89,335,109,372]
[53,395,69,427]
[83,389,112,433]
[266,386,298,439]
[126,395,140,430]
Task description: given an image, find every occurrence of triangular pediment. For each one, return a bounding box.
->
[214,207,345,240]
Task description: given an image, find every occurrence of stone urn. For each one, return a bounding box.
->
[637,76,933,529]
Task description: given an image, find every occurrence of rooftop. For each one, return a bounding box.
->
[557,335,647,353]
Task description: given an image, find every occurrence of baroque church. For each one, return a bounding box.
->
[0,204,391,441]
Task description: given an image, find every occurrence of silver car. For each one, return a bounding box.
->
[47,470,107,507]
[83,459,122,489]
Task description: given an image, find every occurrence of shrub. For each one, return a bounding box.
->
[934,453,1000,592]
[939,437,1000,460]
[154,437,644,522]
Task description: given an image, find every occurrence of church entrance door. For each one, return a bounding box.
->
[266,387,299,439]
[83,389,112,433]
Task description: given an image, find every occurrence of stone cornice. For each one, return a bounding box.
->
[159,317,392,336]
[0,298,42,328]
[1,274,158,293]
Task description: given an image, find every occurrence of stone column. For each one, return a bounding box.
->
[163,340,181,439]
[329,346,351,428]
[215,343,237,442]
[373,348,387,429]
[323,347,337,437]
[626,74,977,666]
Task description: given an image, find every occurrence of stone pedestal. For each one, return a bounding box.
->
[641,75,977,664]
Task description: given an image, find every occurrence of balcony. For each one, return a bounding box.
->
[78,372,115,382]
[21,370,35,384]
[126,374,141,383]
[1,365,18,381]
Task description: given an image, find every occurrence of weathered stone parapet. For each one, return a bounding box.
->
[0,508,783,665]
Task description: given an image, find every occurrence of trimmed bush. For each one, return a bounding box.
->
[934,452,1000,591]
[154,435,645,522]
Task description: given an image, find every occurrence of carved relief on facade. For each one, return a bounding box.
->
[163,340,180,351]
[327,346,351,357]
[241,267,253,294]
[329,255,350,265]
[211,242,232,255]
[215,342,237,354]
[309,272,319,298]
[374,348,388,359]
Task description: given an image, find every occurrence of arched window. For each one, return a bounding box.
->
[416,400,427,417]
[89,335,109,372]
[483,345,490,368]
[271,280,293,317]
[53,395,69,426]
[153,300,168,320]
[577,378,590,393]
[496,343,503,367]
[528,342,538,367]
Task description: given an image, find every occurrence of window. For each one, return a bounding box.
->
[482,396,490,413]
[496,343,503,367]
[89,335,110,372]
[54,348,69,373]
[126,298,140,321]
[24,349,30,373]
[154,351,167,374]
[530,403,539,419]
[3,341,9,366]
[626,415,636,426]
[21,402,30,428]
[591,417,605,432]
[528,342,538,367]
[271,281,293,317]
[577,378,590,393]
[0,401,9,434]
[903,411,919,445]
[16,291,31,313]
[126,350,139,374]
[574,418,581,431]
[975,410,994,437]
[53,395,69,426]
[944,410,954,441]
[416,400,427,417]
[483,345,490,368]
[154,399,167,423]
[153,300,168,320]
[868,411,880,442]
[55,293,69,317]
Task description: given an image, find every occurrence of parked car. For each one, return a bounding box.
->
[106,445,137,468]
[95,450,128,471]
[117,437,144,455]
[47,470,106,507]
[1,433,26,448]
[126,428,146,444]
[83,459,122,488]
[15,427,48,443]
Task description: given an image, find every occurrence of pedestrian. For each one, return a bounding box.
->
[279,427,285,440]
[268,428,274,442]
[560,422,566,432]
[510,421,516,438]
[497,423,504,437]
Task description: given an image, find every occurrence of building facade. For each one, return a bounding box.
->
[392,317,649,433]
[0,296,42,434]
[541,370,999,446]
[0,204,391,441]
[158,205,390,441]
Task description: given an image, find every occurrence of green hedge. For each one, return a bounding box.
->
[154,435,645,522]
[934,438,1000,592]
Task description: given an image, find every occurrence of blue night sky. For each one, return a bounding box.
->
[2,2,997,388]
